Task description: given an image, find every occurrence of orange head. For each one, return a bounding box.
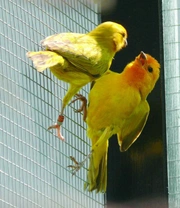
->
[123,51,160,99]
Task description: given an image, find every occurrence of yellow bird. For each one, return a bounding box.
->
[26,21,127,140]
[70,51,160,192]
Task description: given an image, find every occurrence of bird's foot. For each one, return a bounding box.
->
[48,115,65,141]
[70,94,87,121]
[68,153,92,175]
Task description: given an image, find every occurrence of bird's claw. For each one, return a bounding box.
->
[68,156,84,175]
[48,115,65,141]
[68,153,92,175]
[70,94,87,121]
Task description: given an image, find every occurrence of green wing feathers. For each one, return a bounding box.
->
[26,51,67,72]
[118,101,150,152]
[40,33,104,76]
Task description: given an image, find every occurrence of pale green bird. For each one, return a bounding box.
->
[26,21,127,140]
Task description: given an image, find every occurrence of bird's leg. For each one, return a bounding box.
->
[68,153,92,175]
[48,85,81,140]
[70,94,87,121]
[48,114,65,141]
[68,127,113,175]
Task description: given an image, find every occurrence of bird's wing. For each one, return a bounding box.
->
[41,33,104,76]
[117,100,150,152]
[26,51,66,72]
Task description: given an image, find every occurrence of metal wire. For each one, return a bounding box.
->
[0,0,104,207]
[162,0,180,207]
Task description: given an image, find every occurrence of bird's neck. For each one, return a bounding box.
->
[122,63,152,100]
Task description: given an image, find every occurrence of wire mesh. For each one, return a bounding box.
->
[162,0,180,207]
[0,0,105,207]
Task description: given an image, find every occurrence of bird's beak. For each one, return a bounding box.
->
[124,38,128,47]
[137,51,147,66]
[139,51,147,60]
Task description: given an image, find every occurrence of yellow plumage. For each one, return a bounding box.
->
[26,21,127,140]
[84,51,160,192]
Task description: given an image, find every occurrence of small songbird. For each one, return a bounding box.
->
[26,21,128,140]
[69,51,160,192]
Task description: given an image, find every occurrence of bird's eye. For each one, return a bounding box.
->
[148,66,153,73]
[121,32,125,37]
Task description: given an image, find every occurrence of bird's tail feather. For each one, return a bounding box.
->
[26,51,66,72]
[84,141,108,193]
